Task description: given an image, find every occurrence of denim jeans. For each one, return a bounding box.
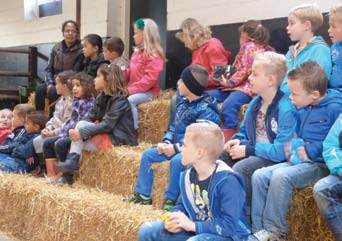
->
[128,92,154,129]
[0,155,28,173]
[135,147,184,201]
[138,222,234,241]
[207,89,251,129]
[251,162,329,234]
[313,175,342,241]
[69,120,99,155]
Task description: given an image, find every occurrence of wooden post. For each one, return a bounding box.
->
[76,0,81,36]
[28,46,38,86]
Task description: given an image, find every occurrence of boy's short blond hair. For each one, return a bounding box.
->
[288,61,328,96]
[13,104,34,119]
[289,3,323,32]
[254,51,287,87]
[330,4,342,19]
[186,122,224,161]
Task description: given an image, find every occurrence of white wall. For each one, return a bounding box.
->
[167,0,342,30]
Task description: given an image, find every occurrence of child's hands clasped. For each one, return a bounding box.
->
[296,146,310,162]
[229,145,246,159]
[164,211,195,233]
[69,129,81,141]
[41,128,55,137]
[224,139,240,152]
[157,143,175,156]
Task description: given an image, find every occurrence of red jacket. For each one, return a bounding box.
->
[127,48,164,97]
[192,38,231,91]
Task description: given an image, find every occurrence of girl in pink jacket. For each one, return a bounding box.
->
[127,18,165,131]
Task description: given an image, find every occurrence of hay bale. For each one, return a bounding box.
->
[151,161,170,209]
[137,99,170,144]
[287,186,333,241]
[77,143,152,195]
[0,173,162,241]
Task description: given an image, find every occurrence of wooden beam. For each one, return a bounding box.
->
[0,47,30,54]
[76,0,81,35]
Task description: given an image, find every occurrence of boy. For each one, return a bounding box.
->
[313,5,342,241]
[280,3,332,95]
[103,37,129,70]
[250,61,342,240]
[223,52,297,221]
[138,122,250,241]
[0,111,48,173]
[129,64,220,211]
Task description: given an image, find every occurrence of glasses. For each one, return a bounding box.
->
[63,30,77,34]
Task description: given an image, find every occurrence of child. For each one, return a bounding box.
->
[138,122,249,241]
[33,70,74,176]
[0,109,12,144]
[42,72,95,183]
[222,52,297,224]
[250,61,342,240]
[103,37,129,70]
[82,34,109,77]
[208,20,274,141]
[0,111,48,173]
[328,4,342,89]
[280,3,332,95]
[55,64,138,178]
[129,64,220,211]
[126,18,165,131]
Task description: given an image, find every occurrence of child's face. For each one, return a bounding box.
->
[288,79,314,108]
[239,31,249,46]
[177,79,191,97]
[133,26,144,46]
[72,79,85,98]
[25,119,40,134]
[287,14,308,41]
[103,47,119,61]
[181,132,198,166]
[55,77,70,96]
[11,110,25,128]
[94,71,107,92]
[0,111,12,129]
[249,62,271,95]
[328,14,342,43]
[83,39,98,58]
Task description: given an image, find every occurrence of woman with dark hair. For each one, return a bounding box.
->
[35,20,84,115]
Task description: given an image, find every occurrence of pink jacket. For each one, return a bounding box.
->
[223,40,275,97]
[127,48,164,97]
[192,38,231,91]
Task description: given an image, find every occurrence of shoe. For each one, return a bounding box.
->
[55,153,80,174]
[128,193,152,205]
[49,174,74,185]
[248,229,270,241]
[163,198,175,211]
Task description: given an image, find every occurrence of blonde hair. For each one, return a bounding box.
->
[330,4,342,18]
[13,104,35,119]
[175,18,212,50]
[186,122,224,160]
[97,64,129,97]
[134,18,165,61]
[254,51,288,86]
[289,3,323,32]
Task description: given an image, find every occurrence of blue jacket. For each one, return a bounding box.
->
[162,94,220,152]
[233,89,297,162]
[281,36,332,95]
[323,114,342,176]
[171,160,249,240]
[297,90,342,163]
[330,42,342,89]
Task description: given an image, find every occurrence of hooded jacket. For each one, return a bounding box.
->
[330,42,342,89]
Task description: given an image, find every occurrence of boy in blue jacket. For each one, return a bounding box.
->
[129,64,220,211]
[138,122,250,241]
[250,61,342,241]
[222,52,297,223]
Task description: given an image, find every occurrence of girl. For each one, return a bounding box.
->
[208,20,274,141]
[0,109,12,144]
[33,70,74,176]
[42,72,95,182]
[35,20,83,115]
[82,34,109,77]
[127,18,165,131]
[55,64,138,183]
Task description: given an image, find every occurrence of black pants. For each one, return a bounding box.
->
[43,136,71,161]
[35,83,59,116]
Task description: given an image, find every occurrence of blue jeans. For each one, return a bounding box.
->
[135,147,184,201]
[313,175,342,241]
[251,162,329,235]
[207,89,251,129]
[138,222,233,241]
[0,155,29,173]
[128,92,155,129]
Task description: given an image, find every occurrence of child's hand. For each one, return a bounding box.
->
[26,157,34,165]
[157,143,166,154]
[69,129,81,141]
[229,145,246,159]
[167,211,195,232]
[163,144,176,157]
[297,146,310,161]
[41,128,49,137]
[224,139,240,152]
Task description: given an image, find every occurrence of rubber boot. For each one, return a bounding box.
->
[223,129,237,142]
[36,153,46,177]
[55,153,80,174]
[45,158,58,177]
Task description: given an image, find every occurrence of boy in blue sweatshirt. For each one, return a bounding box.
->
[250,61,342,241]
[138,122,249,241]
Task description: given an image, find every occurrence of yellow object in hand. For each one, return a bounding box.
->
[161,211,171,223]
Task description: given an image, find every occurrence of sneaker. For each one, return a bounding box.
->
[128,193,152,205]
[248,229,270,241]
[163,198,175,211]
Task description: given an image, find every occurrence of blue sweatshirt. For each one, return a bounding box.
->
[330,42,342,89]
[281,36,332,95]
[297,90,342,162]
[171,160,250,241]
